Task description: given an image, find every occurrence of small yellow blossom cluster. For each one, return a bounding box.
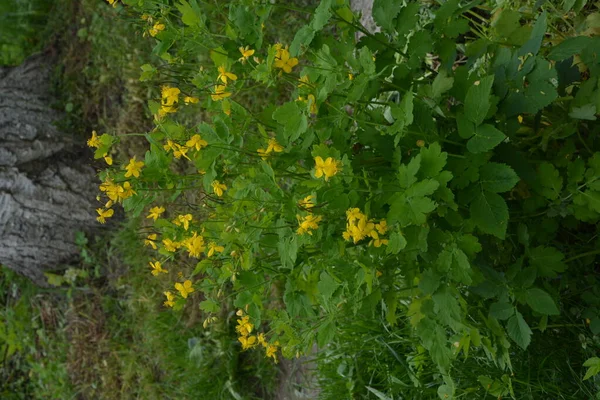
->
[342,208,389,247]
[159,85,180,117]
[257,138,284,160]
[95,164,140,223]
[211,180,227,197]
[296,195,321,235]
[235,310,280,362]
[87,130,112,165]
[274,44,298,73]
[212,65,237,101]
[297,94,318,115]
[149,22,165,37]
[162,280,195,308]
[314,156,342,181]
[163,134,208,161]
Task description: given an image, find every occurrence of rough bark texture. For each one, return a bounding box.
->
[0,53,99,286]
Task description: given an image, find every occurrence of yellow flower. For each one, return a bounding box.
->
[147,206,165,221]
[103,153,113,165]
[149,260,168,276]
[236,316,253,336]
[238,45,255,63]
[298,195,315,210]
[375,220,387,235]
[518,115,523,124]
[173,214,193,231]
[183,231,205,258]
[173,144,191,160]
[163,139,176,153]
[99,178,123,202]
[307,94,318,114]
[296,214,323,235]
[87,130,101,148]
[257,138,284,160]
[118,181,136,201]
[124,156,144,178]
[162,238,181,252]
[106,0,118,7]
[239,335,257,350]
[298,75,309,87]
[212,180,227,197]
[174,280,195,299]
[186,134,208,151]
[163,291,175,307]
[257,333,267,347]
[144,233,158,249]
[265,342,279,362]
[211,85,232,101]
[207,242,225,257]
[314,156,342,181]
[184,96,199,104]
[161,85,180,107]
[96,207,114,224]
[348,72,354,81]
[346,208,362,224]
[274,44,299,73]
[217,65,238,84]
[149,22,165,37]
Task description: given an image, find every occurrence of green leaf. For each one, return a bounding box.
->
[549,36,593,61]
[490,302,515,320]
[388,180,439,226]
[419,269,441,295]
[290,25,315,56]
[317,320,336,347]
[537,162,563,200]
[431,70,454,99]
[470,191,509,239]
[397,154,421,188]
[386,231,407,254]
[569,104,597,121]
[525,288,560,315]
[312,0,333,31]
[507,311,532,349]
[464,76,494,126]
[317,272,339,302]
[583,357,600,380]
[479,162,520,193]
[372,0,402,32]
[419,142,447,178]
[199,299,220,313]
[366,387,393,400]
[272,101,308,143]
[518,11,547,57]
[176,0,202,27]
[529,246,566,278]
[467,124,506,154]
[358,47,376,76]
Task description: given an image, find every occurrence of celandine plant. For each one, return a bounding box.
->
[90,0,600,397]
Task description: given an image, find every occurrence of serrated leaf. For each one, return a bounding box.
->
[317,272,338,302]
[467,124,506,154]
[398,154,421,188]
[507,311,532,349]
[569,104,597,120]
[290,26,315,56]
[470,191,509,239]
[490,302,515,320]
[549,36,593,61]
[388,180,439,226]
[583,357,600,380]
[177,0,202,27]
[464,76,494,126]
[537,162,563,200]
[518,11,546,57]
[272,101,307,142]
[419,269,441,295]
[529,246,566,278]
[419,142,447,178]
[317,320,336,347]
[312,0,333,31]
[372,0,402,31]
[432,70,454,99]
[386,231,407,254]
[525,288,559,315]
[480,162,520,193]
[199,299,220,313]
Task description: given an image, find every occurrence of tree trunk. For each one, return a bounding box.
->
[0,53,99,286]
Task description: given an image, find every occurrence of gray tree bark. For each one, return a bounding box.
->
[0,53,99,286]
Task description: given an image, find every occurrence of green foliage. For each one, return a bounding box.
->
[50,0,600,398]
